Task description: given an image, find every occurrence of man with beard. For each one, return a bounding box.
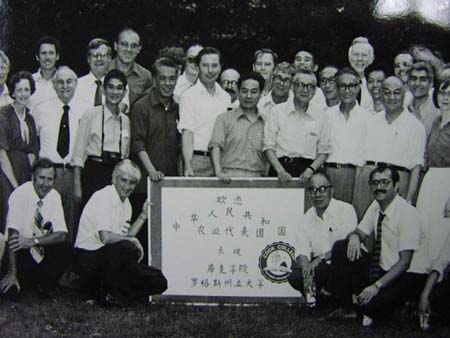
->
[327,166,421,327]
[178,47,231,177]
[257,62,295,117]
[209,72,266,181]
[76,38,112,107]
[220,68,240,107]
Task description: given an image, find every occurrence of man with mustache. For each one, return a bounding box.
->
[76,38,112,107]
[326,166,422,327]
[220,68,240,107]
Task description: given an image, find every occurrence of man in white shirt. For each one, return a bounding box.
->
[325,67,371,204]
[29,36,60,111]
[288,172,357,305]
[0,159,70,299]
[257,62,295,118]
[33,66,90,243]
[327,166,422,326]
[178,47,231,177]
[353,76,426,219]
[263,70,331,184]
[319,65,340,110]
[74,160,167,305]
[173,44,203,103]
[75,38,112,107]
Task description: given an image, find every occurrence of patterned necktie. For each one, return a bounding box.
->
[369,212,385,281]
[31,200,45,262]
[94,80,102,106]
[57,105,70,158]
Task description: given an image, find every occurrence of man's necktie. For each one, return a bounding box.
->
[94,80,102,106]
[30,200,45,262]
[57,105,70,158]
[369,212,385,281]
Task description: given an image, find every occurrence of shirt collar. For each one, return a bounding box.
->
[103,104,121,121]
[149,86,175,108]
[109,184,127,207]
[312,198,337,220]
[33,68,56,81]
[234,106,265,122]
[376,194,401,219]
[110,58,138,77]
[87,71,104,84]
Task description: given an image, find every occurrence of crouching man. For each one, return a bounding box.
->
[74,159,167,305]
[288,171,357,307]
[0,158,71,299]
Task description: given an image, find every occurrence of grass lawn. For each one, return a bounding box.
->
[1,289,449,338]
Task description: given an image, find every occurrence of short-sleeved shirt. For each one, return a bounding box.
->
[178,81,231,151]
[257,91,294,118]
[71,105,130,167]
[33,97,90,164]
[75,184,132,250]
[326,103,371,166]
[29,69,58,111]
[208,106,266,174]
[131,87,180,191]
[430,231,450,282]
[358,195,421,271]
[365,109,426,169]
[108,58,153,108]
[426,116,450,167]
[6,181,67,239]
[407,95,441,137]
[262,99,332,159]
[296,198,357,258]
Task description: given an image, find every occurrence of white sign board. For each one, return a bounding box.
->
[154,181,305,302]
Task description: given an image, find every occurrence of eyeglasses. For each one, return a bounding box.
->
[320,77,336,86]
[338,83,359,91]
[293,82,315,91]
[118,41,140,50]
[369,179,392,188]
[222,80,238,87]
[90,53,110,59]
[307,185,332,195]
[273,75,292,85]
[438,90,450,98]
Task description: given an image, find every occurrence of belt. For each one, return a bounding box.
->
[193,150,210,157]
[87,155,104,163]
[366,161,410,173]
[326,162,356,169]
[54,163,74,169]
[278,156,310,164]
[86,155,121,165]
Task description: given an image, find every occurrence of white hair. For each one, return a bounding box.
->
[112,159,142,183]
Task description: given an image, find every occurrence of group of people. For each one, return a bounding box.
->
[0,27,448,330]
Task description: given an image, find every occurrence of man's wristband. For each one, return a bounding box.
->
[374,280,383,289]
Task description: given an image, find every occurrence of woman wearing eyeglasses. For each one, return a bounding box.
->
[416,79,450,329]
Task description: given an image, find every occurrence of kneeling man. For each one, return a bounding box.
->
[74,159,167,304]
[0,158,70,299]
[288,171,357,306]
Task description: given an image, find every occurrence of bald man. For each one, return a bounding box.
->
[353,76,426,219]
[33,66,90,242]
[220,68,240,106]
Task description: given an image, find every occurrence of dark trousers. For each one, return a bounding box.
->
[75,240,167,300]
[288,260,332,295]
[268,157,313,178]
[129,192,149,263]
[430,275,450,320]
[331,239,416,319]
[81,159,118,208]
[4,243,71,296]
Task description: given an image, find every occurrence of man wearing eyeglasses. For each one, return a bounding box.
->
[288,171,357,306]
[319,66,340,110]
[76,38,112,107]
[257,62,295,118]
[324,67,371,204]
[173,44,203,103]
[353,76,426,219]
[327,166,422,327]
[220,68,240,107]
[263,70,331,183]
[109,28,152,112]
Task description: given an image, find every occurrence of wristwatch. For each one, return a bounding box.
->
[374,280,383,289]
[33,237,40,246]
